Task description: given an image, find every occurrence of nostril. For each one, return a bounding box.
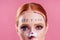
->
[31,32,33,34]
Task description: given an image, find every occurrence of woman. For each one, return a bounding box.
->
[16,3,48,40]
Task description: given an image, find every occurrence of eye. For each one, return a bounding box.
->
[20,25,29,31]
[36,25,43,30]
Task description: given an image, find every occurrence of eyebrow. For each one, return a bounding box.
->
[34,23,44,26]
[20,23,44,27]
[20,24,30,27]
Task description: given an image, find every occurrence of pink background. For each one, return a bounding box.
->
[0,0,60,40]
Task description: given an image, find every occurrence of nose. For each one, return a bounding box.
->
[28,29,37,39]
[30,31,34,34]
[26,28,37,38]
[29,28,34,34]
[29,28,36,36]
[31,32,33,34]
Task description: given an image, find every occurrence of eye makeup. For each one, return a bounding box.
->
[35,25,43,30]
[34,23,44,30]
[20,24,29,31]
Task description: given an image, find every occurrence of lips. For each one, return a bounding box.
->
[28,36,35,39]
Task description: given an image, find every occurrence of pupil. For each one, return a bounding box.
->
[21,25,28,31]
[36,25,43,30]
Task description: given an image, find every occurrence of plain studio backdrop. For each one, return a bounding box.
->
[0,0,60,40]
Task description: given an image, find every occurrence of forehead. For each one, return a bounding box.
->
[18,10,45,25]
[21,10,45,18]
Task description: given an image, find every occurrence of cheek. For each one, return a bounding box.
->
[18,32,28,40]
[37,28,46,37]
[20,31,29,37]
[17,27,29,37]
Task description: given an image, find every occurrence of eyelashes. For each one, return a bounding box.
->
[20,25,29,31]
[36,25,43,30]
[20,25,43,31]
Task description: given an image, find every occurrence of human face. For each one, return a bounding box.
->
[16,10,48,40]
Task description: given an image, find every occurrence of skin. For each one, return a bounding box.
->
[16,10,48,40]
